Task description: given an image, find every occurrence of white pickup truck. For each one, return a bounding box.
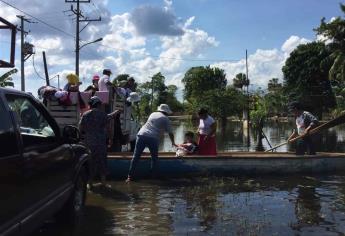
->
[45,90,140,152]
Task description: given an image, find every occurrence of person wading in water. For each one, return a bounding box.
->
[79,96,121,187]
[126,104,177,182]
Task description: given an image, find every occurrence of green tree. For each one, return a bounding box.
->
[265,78,287,116]
[282,42,336,118]
[267,78,282,93]
[232,73,249,90]
[182,66,246,120]
[250,90,268,130]
[113,74,130,82]
[136,72,183,117]
[0,68,17,87]
[315,4,345,82]
[182,66,227,102]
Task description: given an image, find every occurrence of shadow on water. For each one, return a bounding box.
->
[33,205,114,236]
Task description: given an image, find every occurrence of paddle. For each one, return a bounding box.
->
[265,113,345,152]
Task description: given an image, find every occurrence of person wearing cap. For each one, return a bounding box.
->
[98,69,113,92]
[79,96,121,187]
[287,102,318,155]
[197,108,217,155]
[126,104,177,182]
[85,75,100,95]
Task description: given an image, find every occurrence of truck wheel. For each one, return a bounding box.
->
[57,167,87,227]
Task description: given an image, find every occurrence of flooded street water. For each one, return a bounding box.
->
[34,120,345,235]
[161,119,345,153]
[37,176,345,235]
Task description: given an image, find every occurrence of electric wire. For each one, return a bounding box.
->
[32,54,46,81]
[0,0,242,63]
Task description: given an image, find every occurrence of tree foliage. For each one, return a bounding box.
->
[315,3,345,82]
[182,66,227,102]
[136,72,183,118]
[267,78,282,93]
[182,66,245,119]
[282,42,336,118]
[233,73,249,90]
[0,68,17,87]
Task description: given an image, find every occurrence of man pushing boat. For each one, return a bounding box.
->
[287,102,318,155]
[126,104,177,182]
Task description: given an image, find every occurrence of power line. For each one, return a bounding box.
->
[0,0,241,63]
[96,43,240,62]
[91,0,103,17]
[0,0,75,38]
[32,54,46,80]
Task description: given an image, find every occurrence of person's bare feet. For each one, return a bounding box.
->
[125,176,132,183]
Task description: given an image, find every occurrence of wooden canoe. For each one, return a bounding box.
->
[107,152,345,179]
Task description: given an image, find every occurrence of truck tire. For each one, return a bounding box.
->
[57,167,87,227]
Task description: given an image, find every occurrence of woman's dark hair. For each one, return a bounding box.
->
[198,108,208,116]
[288,101,302,111]
[89,102,100,109]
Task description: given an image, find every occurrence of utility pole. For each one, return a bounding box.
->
[57,74,60,89]
[65,0,101,76]
[246,49,250,149]
[42,51,49,86]
[17,15,35,91]
[151,76,154,113]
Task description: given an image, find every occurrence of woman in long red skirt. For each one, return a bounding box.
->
[197,108,217,155]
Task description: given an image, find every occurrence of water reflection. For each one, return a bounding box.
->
[32,119,345,236]
[33,175,345,235]
[162,119,345,153]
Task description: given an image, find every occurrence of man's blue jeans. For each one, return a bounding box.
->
[128,135,159,177]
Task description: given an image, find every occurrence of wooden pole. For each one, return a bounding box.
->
[19,16,25,91]
[246,49,250,149]
[42,51,49,86]
[265,113,345,152]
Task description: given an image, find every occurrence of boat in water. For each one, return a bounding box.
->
[107,152,345,179]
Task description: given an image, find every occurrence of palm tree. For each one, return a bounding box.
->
[233,73,249,90]
[0,68,17,87]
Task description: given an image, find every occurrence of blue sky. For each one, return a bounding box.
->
[107,0,342,59]
[0,0,343,95]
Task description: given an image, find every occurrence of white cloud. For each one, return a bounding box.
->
[212,35,311,89]
[102,13,146,52]
[158,20,219,72]
[1,0,312,100]
[281,35,310,55]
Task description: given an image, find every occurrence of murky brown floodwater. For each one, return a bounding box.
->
[33,120,345,235]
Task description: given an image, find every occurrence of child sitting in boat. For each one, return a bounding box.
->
[176,131,198,157]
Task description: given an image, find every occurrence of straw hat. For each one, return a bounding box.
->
[157,104,172,115]
[66,73,79,85]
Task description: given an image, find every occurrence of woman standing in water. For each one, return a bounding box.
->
[197,108,217,155]
[79,96,121,187]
